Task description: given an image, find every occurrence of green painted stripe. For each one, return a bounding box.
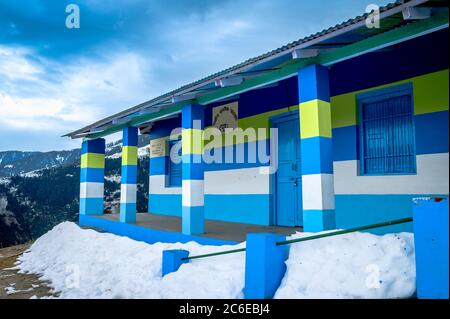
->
[87,105,183,139]
[331,69,449,128]
[81,153,105,169]
[150,106,296,150]
[181,129,204,155]
[122,146,138,165]
[299,99,332,138]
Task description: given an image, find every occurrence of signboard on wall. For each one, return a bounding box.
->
[212,101,238,132]
[150,138,166,157]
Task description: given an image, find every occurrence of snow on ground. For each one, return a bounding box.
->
[15,222,245,299]
[275,231,415,299]
[20,169,43,178]
[105,175,121,183]
[15,222,416,299]
[4,285,34,295]
[106,152,121,159]
[138,145,150,158]
[106,145,150,160]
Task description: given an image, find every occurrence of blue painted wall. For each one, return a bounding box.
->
[335,195,418,234]
[149,194,271,226]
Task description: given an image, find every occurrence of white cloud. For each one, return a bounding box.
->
[0,46,42,81]
[0,46,153,135]
[1,0,395,151]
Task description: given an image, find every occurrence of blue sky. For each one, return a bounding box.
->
[0,0,391,151]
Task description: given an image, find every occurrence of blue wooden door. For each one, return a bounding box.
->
[275,115,302,226]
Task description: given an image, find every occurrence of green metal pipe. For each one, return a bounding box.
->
[276,217,413,246]
[181,247,246,261]
[181,217,413,260]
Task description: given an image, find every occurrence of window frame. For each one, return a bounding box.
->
[357,83,417,176]
[166,138,182,187]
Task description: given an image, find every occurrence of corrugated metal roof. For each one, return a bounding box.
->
[65,0,444,138]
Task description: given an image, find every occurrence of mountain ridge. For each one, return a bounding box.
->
[0,134,151,247]
[0,135,151,177]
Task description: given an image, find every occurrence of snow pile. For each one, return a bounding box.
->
[275,231,415,299]
[15,222,416,299]
[16,222,245,299]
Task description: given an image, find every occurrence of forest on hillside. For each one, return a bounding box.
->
[0,157,149,248]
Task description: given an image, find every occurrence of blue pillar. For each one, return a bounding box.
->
[120,126,138,223]
[148,135,170,213]
[413,197,449,299]
[79,138,105,216]
[298,64,335,232]
[181,104,205,235]
[244,233,288,299]
[162,249,189,277]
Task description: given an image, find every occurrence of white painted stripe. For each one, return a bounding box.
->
[149,167,269,195]
[120,184,137,203]
[80,182,104,199]
[182,180,204,207]
[334,153,449,195]
[149,175,182,194]
[301,173,335,210]
[204,167,270,194]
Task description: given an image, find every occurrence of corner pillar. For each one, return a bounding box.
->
[79,138,105,216]
[181,104,205,235]
[298,64,335,232]
[120,126,138,223]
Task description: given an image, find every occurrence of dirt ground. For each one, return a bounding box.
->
[0,243,55,299]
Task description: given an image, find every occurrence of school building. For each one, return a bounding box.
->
[65,0,449,244]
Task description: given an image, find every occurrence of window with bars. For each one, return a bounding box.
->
[358,84,416,175]
[167,139,182,187]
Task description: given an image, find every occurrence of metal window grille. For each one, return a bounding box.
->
[360,92,416,175]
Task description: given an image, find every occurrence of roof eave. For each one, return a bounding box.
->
[65,0,444,139]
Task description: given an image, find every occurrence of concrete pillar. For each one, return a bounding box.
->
[244,233,288,299]
[181,104,205,235]
[298,64,336,232]
[120,126,138,223]
[79,138,105,216]
[413,197,449,299]
[162,249,189,277]
[148,135,169,213]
